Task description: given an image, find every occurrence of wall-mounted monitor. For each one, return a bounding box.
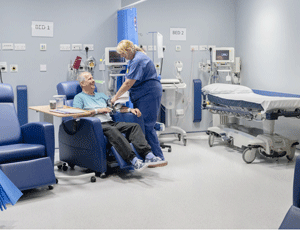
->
[105,47,128,66]
[212,47,235,63]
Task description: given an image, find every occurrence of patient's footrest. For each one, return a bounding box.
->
[109,143,143,170]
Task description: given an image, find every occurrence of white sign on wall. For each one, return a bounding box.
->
[170,28,186,41]
[32,21,53,37]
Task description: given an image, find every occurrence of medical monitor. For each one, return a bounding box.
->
[212,47,235,63]
[105,47,128,66]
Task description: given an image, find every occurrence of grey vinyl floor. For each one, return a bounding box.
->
[0,133,295,229]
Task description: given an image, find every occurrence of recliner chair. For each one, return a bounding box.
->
[57,81,145,177]
[279,155,300,229]
[0,84,56,191]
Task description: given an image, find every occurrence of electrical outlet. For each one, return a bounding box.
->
[190,45,198,51]
[140,45,147,52]
[199,45,207,51]
[72,44,82,51]
[10,64,18,73]
[15,44,26,51]
[148,45,156,51]
[2,43,13,50]
[208,45,216,51]
[0,62,7,72]
[84,44,94,51]
[60,44,71,51]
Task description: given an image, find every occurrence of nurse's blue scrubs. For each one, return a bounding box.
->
[126,51,164,160]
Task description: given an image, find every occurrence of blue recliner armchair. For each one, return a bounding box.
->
[57,81,145,177]
[0,84,56,191]
[280,155,300,229]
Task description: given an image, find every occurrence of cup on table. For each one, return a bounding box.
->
[53,95,66,109]
[49,100,56,109]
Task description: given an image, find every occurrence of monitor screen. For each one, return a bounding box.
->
[109,50,125,63]
[212,47,235,63]
[105,47,128,66]
[216,50,230,61]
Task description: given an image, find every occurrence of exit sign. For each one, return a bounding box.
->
[170,28,186,41]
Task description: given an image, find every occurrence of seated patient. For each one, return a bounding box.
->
[73,72,168,172]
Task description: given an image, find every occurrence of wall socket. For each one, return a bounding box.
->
[60,44,71,51]
[190,45,199,51]
[148,45,156,51]
[84,44,94,51]
[72,44,82,51]
[0,62,7,72]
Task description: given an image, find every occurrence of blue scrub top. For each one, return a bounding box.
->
[126,51,162,102]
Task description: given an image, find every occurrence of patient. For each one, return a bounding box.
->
[73,72,168,172]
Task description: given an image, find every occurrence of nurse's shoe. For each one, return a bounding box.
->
[133,159,148,172]
[145,157,168,168]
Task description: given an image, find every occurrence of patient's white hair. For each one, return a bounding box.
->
[77,72,90,86]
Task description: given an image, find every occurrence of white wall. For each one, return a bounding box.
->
[0,0,121,122]
[122,0,236,132]
[235,0,300,140]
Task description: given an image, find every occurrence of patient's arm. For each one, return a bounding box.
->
[72,107,111,118]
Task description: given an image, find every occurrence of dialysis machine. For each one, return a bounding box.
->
[104,47,127,96]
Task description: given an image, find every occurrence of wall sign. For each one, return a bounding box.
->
[170,28,186,41]
[32,21,53,37]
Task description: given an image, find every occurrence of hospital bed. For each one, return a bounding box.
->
[202,83,300,163]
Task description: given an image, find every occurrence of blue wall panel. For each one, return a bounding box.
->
[193,79,202,122]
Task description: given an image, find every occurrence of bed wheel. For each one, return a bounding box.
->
[242,148,257,164]
[287,146,296,161]
[208,133,214,147]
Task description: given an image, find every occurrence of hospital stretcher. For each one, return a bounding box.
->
[202,84,300,163]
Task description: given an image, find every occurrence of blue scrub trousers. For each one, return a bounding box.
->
[133,96,164,160]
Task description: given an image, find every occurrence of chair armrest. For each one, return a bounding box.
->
[294,155,300,207]
[20,122,55,165]
[111,112,145,133]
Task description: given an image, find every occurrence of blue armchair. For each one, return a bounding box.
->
[280,155,300,229]
[57,81,145,177]
[0,84,56,191]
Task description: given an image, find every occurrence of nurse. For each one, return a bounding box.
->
[110,40,165,160]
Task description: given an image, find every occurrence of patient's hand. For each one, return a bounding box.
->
[99,108,112,114]
[130,108,141,117]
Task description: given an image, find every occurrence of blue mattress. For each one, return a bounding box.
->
[207,94,264,111]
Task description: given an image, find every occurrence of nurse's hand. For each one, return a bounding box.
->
[130,108,141,117]
[110,96,117,105]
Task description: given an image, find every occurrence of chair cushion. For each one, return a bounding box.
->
[0,103,22,146]
[0,84,14,102]
[0,157,56,191]
[0,144,45,164]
